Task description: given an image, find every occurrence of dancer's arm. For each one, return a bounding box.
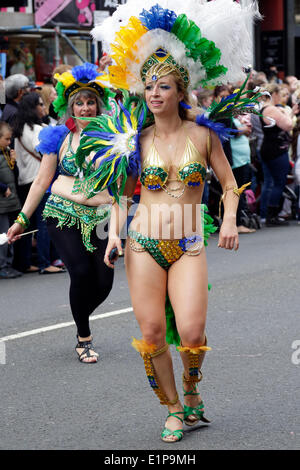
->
[7,154,57,242]
[104,175,138,268]
[209,131,239,251]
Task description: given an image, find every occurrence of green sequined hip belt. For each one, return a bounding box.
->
[128,205,217,270]
[43,193,111,252]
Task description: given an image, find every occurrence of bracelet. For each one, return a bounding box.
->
[14,211,30,229]
[219,182,251,218]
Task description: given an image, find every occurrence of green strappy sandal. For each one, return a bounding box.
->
[183,382,210,426]
[161,411,184,443]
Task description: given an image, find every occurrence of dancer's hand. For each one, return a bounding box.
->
[7,223,24,244]
[104,236,123,268]
[218,220,239,251]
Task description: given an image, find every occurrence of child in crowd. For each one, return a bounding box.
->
[0,122,22,278]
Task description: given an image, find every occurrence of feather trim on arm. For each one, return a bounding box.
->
[35,125,69,155]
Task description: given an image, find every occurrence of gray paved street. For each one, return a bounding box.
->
[0,222,299,451]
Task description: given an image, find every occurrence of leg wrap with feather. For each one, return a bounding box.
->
[177,338,211,425]
[132,338,178,406]
[177,338,211,383]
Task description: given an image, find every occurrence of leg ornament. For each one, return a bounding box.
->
[177,341,211,425]
[132,338,178,406]
[177,343,211,383]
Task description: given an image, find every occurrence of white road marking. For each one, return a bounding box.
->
[0,307,133,343]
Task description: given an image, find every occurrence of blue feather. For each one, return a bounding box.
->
[72,62,98,82]
[91,147,113,164]
[137,107,145,131]
[83,131,115,140]
[140,5,177,32]
[196,114,238,142]
[115,116,124,133]
[118,100,133,128]
[179,100,192,110]
[35,125,69,154]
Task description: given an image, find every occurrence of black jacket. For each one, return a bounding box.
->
[1,99,19,128]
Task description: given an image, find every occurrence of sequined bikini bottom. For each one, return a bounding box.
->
[128,230,204,270]
[128,205,217,270]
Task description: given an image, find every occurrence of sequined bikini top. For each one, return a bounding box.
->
[58,133,85,177]
[140,129,209,191]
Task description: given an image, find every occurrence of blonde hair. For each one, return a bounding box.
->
[171,71,202,121]
[37,84,55,114]
[261,83,281,95]
[0,121,12,138]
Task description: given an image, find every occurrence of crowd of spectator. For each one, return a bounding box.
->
[194,69,300,233]
[0,66,300,279]
[0,69,65,279]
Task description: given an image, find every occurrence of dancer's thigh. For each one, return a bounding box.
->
[125,242,168,346]
[167,249,208,346]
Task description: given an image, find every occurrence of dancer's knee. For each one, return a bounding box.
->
[179,321,206,348]
[141,321,166,348]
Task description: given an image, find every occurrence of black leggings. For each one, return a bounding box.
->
[47,219,114,338]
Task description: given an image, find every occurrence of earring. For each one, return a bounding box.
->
[179,100,191,110]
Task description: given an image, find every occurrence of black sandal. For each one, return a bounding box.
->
[75,336,99,364]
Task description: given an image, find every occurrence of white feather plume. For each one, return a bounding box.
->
[92,0,261,88]
[109,128,138,161]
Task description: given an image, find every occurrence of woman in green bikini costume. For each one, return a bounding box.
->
[107,70,240,442]
[76,0,261,441]
[7,62,115,364]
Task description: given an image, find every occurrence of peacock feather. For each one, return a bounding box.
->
[75,92,148,202]
[206,73,266,122]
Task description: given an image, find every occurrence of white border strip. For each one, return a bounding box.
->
[0,307,133,343]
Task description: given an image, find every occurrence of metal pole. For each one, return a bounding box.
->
[60,32,85,63]
[54,27,61,67]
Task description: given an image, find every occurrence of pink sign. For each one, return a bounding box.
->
[34,0,73,27]
[34,0,96,27]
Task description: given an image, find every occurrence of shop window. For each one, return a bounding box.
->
[5,35,91,82]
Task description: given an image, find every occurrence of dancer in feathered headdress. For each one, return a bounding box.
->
[76,1,263,202]
[7,62,116,364]
[75,1,262,442]
[53,62,114,117]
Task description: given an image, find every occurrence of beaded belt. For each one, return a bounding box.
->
[43,193,111,252]
[128,230,203,270]
[128,204,217,270]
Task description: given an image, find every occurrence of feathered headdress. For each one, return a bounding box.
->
[92,0,260,94]
[53,62,115,117]
[73,1,263,201]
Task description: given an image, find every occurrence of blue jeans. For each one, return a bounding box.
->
[264,152,290,207]
[260,160,273,218]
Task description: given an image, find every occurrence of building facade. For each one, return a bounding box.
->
[1,1,299,82]
[256,0,300,78]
